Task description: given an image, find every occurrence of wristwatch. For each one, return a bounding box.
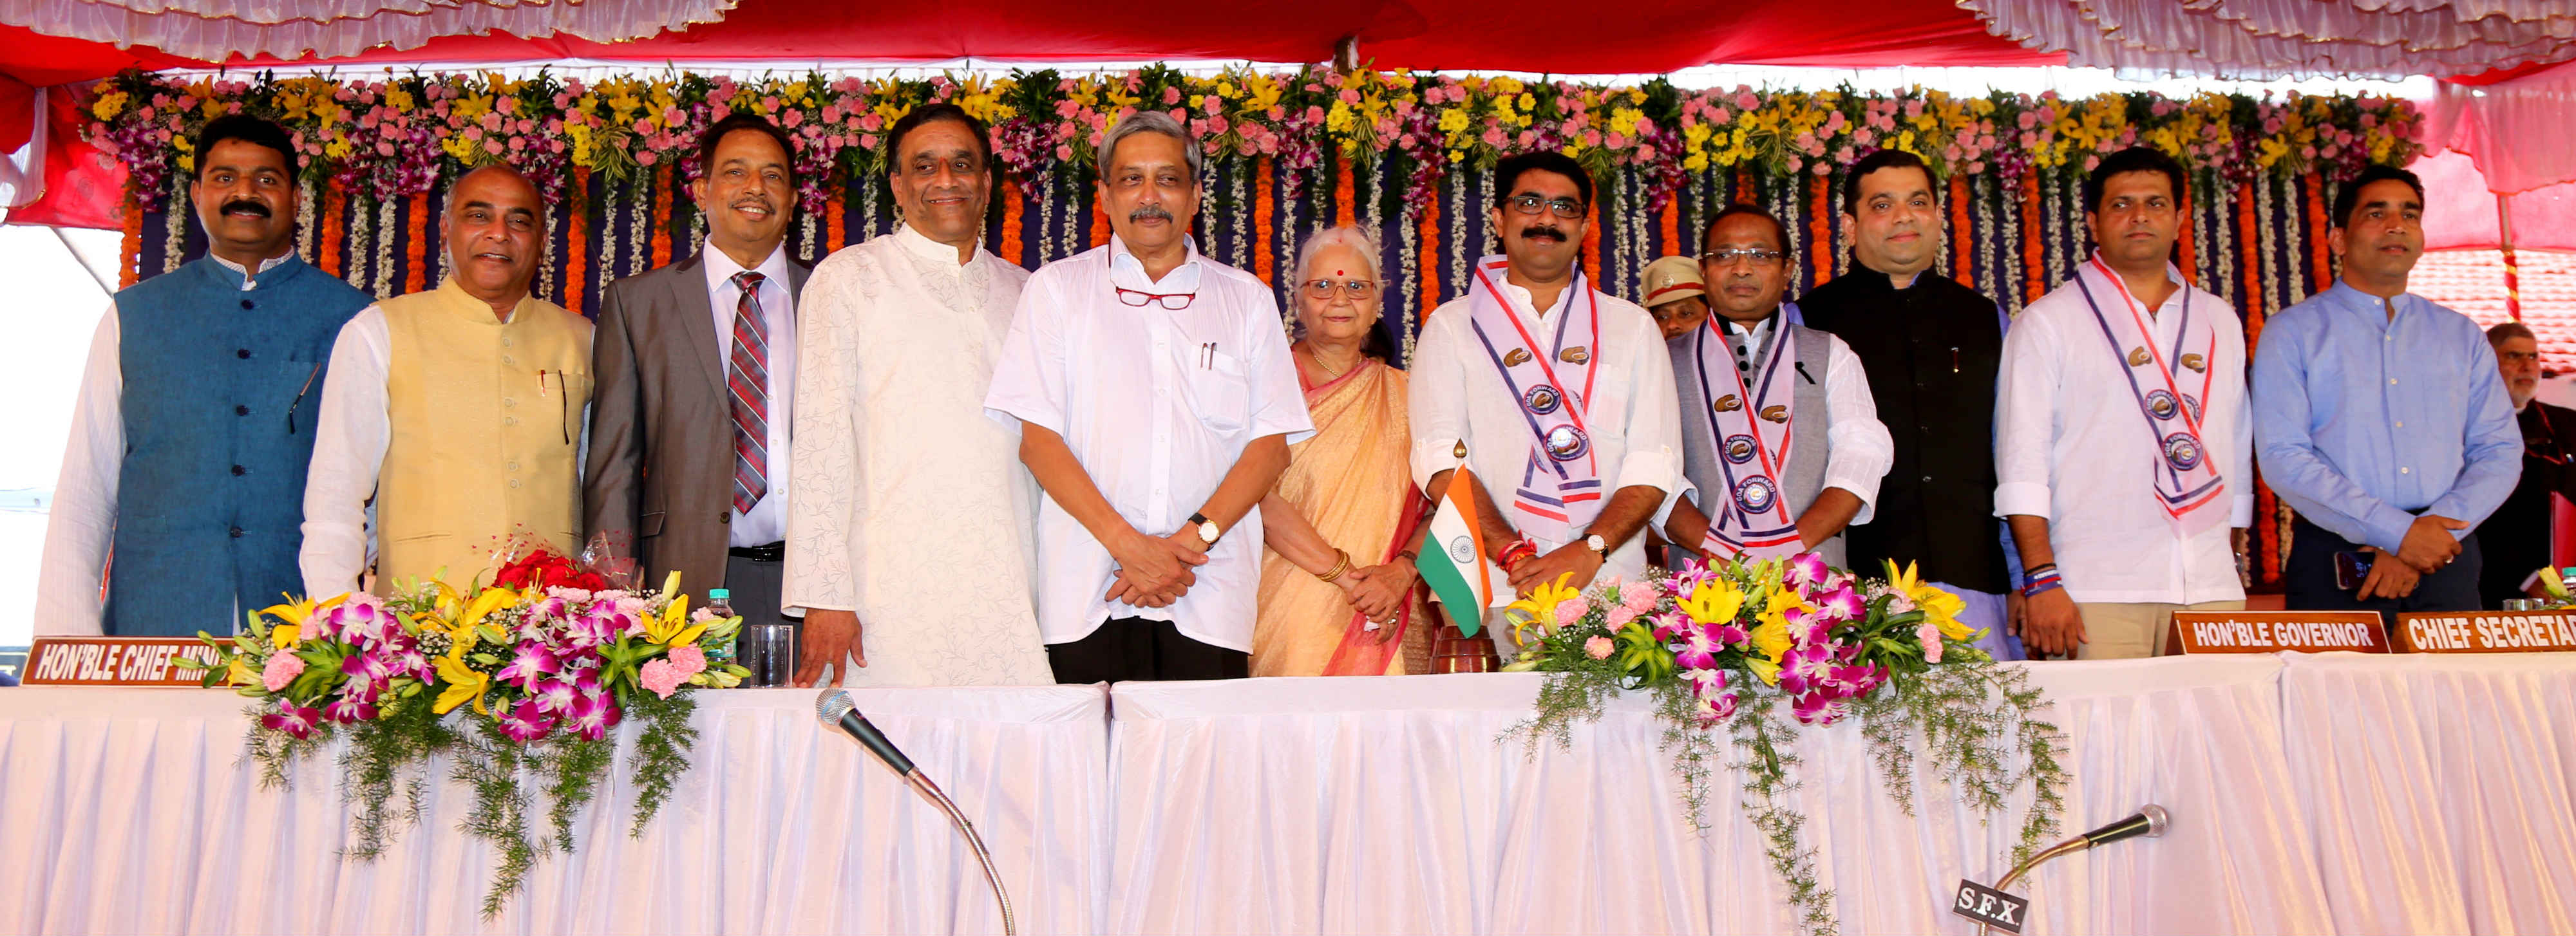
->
[1189,512,1223,545]
[1584,534,1609,557]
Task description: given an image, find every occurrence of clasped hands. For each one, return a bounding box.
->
[2358,513,2472,601]
[1105,527,1209,608]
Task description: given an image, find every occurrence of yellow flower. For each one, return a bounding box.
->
[1502,573,1582,645]
[90,91,128,122]
[1886,560,1973,641]
[1676,578,1744,626]
[385,87,415,113]
[432,655,492,716]
[645,596,707,648]
[223,655,259,687]
[1745,655,1781,686]
[258,593,345,650]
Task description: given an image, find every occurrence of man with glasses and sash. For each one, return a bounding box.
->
[1660,205,1891,568]
[985,111,1311,683]
[1410,151,1682,652]
[1998,147,2251,659]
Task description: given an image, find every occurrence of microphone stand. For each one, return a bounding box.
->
[1976,805,2167,936]
[904,769,1014,936]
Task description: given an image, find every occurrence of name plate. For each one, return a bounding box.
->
[1951,879,2030,933]
[21,637,225,686]
[2394,610,2576,653]
[2172,611,2389,653]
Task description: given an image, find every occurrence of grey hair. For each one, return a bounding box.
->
[1294,225,1384,288]
[2488,320,2535,348]
[1100,109,1204,180]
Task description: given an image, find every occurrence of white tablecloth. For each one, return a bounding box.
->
[2278,651,2576,935]
[1106,660,2334,935]
[0,686,1110,935]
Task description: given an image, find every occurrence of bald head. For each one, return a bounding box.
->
[442,164,544,314]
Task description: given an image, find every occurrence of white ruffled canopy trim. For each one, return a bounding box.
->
[1962,0,2576,79]
[1,0,738,62]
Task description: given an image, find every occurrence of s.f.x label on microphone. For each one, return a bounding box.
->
[1952,879,2029,933]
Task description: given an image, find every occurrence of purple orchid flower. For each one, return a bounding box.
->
[339,649,394,697]
[1712,622,1752,649]
[1663,561,1718,598]
[497,698,558,742]
[529,676,579,714]
[1673,622,1725,670]
[1778,642,1839,697]
[1683,665,1728,698]
[1792,691,1851,725]
[495,641,560,691]
[260,703,324,738]
[564,691,621,742]
[1785,606,1833,646]
[1812,583,1865,624]
[1650,610,1692,641]
[323,694,379,724]
[321,594,393,646]
[1783,552,1830,592]
[569,666,605,697]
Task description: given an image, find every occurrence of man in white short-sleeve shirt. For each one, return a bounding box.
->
[983,112,1312,682]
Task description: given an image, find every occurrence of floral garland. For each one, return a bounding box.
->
[176,545,750,919]
[1507,553,2065,935]
[86,67,2422,219]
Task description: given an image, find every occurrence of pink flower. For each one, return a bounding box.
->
[667,644,707,677]
[260,703,323,738]
[639,659,684,699]
[1551,597,1587,628]
[1917,623,1946,663]
[497,698,557,742]
[1606,604,1642,630]
[1584,635,1615,659]
[261,652,306,691]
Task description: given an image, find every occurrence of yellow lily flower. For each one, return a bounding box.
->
[432,655,493,715]
[1676,579,1744,626]
[1749,615,1792,663]
[1886,559,1973,641]
[1502,573,1582,646]
[224,655,260,687]
[256,593,346,650]
[644,597,707,648]
[1745,655,1781,686]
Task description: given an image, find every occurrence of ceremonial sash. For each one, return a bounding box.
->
[1464,255,1604,545]
[2072,255,2226,535]
[1690,310,1802,559]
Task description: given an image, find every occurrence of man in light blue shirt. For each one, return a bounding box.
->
[2253,164,2522,621]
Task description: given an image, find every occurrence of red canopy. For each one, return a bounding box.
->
[0,0,2054,91]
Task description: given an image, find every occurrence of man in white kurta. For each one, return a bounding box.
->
[781,105,1053,687]
[1410,151,1683,652]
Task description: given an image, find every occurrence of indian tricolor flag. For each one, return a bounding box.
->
[1419,463,1501,637]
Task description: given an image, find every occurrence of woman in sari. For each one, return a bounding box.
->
[1253,227,1435,676]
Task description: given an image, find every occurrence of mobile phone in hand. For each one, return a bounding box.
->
[2334,550,2374,591]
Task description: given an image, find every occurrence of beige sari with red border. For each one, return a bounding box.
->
[1253,359,1432,676]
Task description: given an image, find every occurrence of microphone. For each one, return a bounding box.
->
[815,689,1016,935]
[816,688,916,776]
[2078,805,2170,848]
[1974,805,2171,936]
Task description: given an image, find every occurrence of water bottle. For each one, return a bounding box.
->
[703,588,741,669]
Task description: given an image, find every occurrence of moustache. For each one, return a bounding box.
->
[220,199,272,218]
[1128,203,1174,223]
[731,194,774,212]
[1519,225,1566,242]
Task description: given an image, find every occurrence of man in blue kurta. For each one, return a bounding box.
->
[36,115,372,636]
[2252,164,2522,622]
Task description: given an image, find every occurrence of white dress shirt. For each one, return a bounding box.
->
[1995,267,2253,604]
[1408,278,1684,584]
[36,252,289,635]
[1690,313,1894,521]
[983,236,1314,652]
[702,244,797,547]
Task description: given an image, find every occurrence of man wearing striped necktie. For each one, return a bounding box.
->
[586,113,810,628]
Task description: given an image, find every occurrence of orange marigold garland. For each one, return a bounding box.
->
[2020,174,2043,306]
[1419,180,1441,321]
[1658,191,1680,264]
[998,177,1024,268]
[1254,159,1276,285]
[565,171,591,315]
[650,165,674,268]
[319,184,345,277]
[1808,173,1830,290]
[118,203,143,288]
[405,191,430,294]
[1582,191,1602,285]
[2306,176,2333,302]
[1336,158,1358,228]
[827,194,848,255]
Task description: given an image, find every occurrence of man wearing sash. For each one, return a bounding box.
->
[1998,148,2250,659]
[1410,151,1681,643]
[1660,206,1890,568]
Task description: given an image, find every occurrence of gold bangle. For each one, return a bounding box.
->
[1316,548,1351,583]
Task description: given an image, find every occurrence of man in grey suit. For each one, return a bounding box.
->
[585,113,809,626]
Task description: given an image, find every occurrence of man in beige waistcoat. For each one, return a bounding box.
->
[301,164,595,595]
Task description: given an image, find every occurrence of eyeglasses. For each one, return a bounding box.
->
[1115,286,1197,310]
[1302,278,1380,299]
[1506,193,1586,219]
[1701,248,1788,268]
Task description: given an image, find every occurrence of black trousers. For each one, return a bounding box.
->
[1047,617,1249,684]
[723,552,794,629]
[2284,516,2486,628]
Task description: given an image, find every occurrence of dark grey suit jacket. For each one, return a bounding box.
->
[584,252,810,603]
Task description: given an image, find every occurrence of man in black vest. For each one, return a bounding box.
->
[1798,149,2018,657]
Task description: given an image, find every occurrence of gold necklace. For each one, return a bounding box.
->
[1304,345,1352,380]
